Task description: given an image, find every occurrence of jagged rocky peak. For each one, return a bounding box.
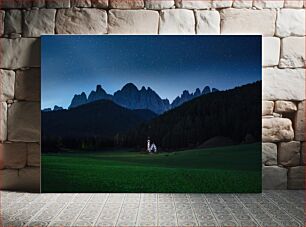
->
[88,84,111,103]
[202,86,211,94]
[113,83,170,114]
[146,86,160,97]
[182,90,190,97]
[97,84,102,91]
[194,88,201,97]
[171,89,196,109]
[69,92,88,109]
[67,83,219,114]
[42,108,52,112]
[53,105,63,111]
[171,86,216,109]
[122,83,138,92]
[80,92,87,97]
[96,84,106,94]
[163,98,170,105]
[171,88,201,108]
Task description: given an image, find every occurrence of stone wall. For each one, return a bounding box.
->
[0,0,305,192]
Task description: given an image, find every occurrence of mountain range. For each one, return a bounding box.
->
[123,81,261,149]
[67,83,219,114]
[42,81,261,151]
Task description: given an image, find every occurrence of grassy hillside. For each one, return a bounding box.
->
[41,143,261,193]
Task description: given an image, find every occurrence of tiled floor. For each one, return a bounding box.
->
[1,190,304,227]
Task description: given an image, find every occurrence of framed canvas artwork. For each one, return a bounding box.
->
[41,35,262,193]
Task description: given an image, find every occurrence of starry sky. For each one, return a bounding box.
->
[41,35,261,109]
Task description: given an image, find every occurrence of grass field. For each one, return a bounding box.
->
[41,143,261,193]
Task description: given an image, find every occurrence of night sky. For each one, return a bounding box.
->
[41,35,261,109]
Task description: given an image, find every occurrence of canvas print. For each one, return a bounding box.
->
[41,35,262,193]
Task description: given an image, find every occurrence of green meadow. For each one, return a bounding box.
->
[41,143,261,193]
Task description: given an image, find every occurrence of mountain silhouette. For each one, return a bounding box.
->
[171,87,217,109]
[113,83,171,114]
[42,82,260,151]
[67,83,218,114]
[121,81,261,150]
[42,100,157,149]
[69,92,88,109]
[87,85,113,103]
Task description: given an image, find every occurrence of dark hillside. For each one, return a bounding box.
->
[122,81,262,150]
[42,100,157,151]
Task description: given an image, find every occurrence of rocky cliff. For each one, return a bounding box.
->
[68,83,218,114]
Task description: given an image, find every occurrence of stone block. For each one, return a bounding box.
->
[19,167,40,192]
[4,9,22,34]
[0,69,15,102]
[262,101,274,115]
[220,8,276,36]
[280,37,305,68]
[0,142,27,169]
[274,101,297,113]
[232,0,253,8]
[145,0,175,9]
[262,166,287,189]
[56,8,107,34]
[159,9,195,34]
[15,69,40,102]
[262,143,277,166]
[27,143,40,167]
[8,102,40,142]
[108,10,159,34]
[195,10,220,34]
[0,38,40,69]
[288,166,304,189]
[212,0,233,8]
[175,0,212,9]
[301,142,305,165]
[294,101,305,141]
[263,68,305,101]
[71,0,91,7]
[91,0,108,8]
[262,118,294,142]
[278,141,301,166]
[262,37,280,66]
[284,0,304,8]
[0,10,4,35]
[272,113,282,118]
[253,0,284,8]
[0,0,32,9]
[0,102,7,142]
[276,9,305,37]
[32,0,46,8]
[109,0,144,8]
[0,169,19,190]
[23,9,56,37]
[0,168,40,192]
[46,0,70,8]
